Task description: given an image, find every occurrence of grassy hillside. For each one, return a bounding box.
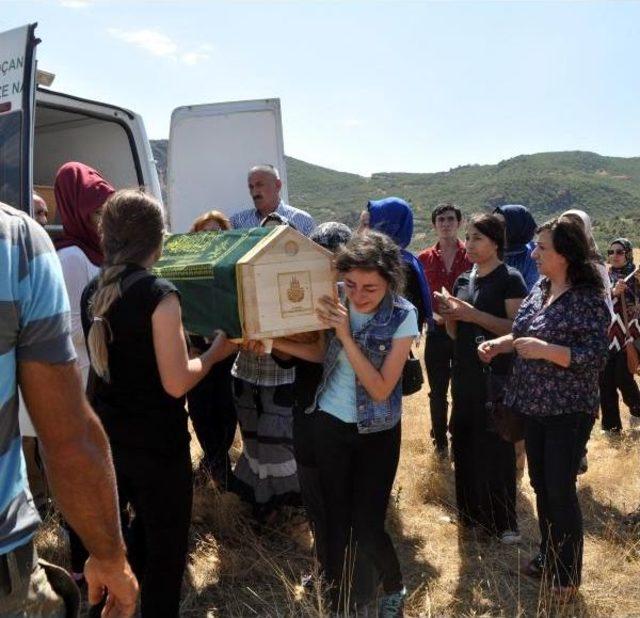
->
[151,142,640,249]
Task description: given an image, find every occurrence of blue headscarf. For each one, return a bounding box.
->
[367,197,433,329]
[493,204,540,291]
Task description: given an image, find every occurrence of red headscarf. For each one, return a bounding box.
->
[54,162,115,266]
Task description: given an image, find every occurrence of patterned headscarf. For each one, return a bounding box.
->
[609,237,635,279]
[310,221,352,252]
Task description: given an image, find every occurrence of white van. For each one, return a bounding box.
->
[1,23,288,233]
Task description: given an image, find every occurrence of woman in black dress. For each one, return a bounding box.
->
[81,190,235,617]
[439,213,527,543]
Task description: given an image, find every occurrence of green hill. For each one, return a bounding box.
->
[150,142,640,249]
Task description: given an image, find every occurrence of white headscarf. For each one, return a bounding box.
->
[561,209,612,314]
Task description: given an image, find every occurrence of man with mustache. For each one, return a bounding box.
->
[230,165,314,234]
[229,165,314,522]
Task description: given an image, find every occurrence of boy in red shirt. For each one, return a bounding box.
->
[418,203,472,458]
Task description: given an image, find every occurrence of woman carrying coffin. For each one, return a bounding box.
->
[277,230,418,616]
[81,190,235,617]
[186,210,238,488]
[439,213,527,543]
[478,216,609,601]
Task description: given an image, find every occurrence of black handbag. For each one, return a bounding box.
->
[484,368,524,443]
[402,350,424,396]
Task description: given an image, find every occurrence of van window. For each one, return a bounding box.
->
[0,111,22,208]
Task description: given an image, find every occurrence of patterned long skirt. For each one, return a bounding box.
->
[232,379,300,506]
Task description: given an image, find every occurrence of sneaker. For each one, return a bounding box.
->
[630,415,640,431]
[378,587,406,618]
[577,455,588,475]
[499,530,522,545]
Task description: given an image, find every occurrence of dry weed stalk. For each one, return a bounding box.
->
[35,343,639,616]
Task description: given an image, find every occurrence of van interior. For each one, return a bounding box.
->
[34,103,140,223]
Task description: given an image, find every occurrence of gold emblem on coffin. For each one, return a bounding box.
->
[278,271,314,318]
[287,276,305,303]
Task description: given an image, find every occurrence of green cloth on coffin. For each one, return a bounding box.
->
[153,228,272,339]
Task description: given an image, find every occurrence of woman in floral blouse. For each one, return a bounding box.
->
[478,216,610,602]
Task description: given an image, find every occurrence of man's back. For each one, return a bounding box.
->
[0,204,74,554]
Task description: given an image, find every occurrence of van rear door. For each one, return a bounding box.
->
[166,98,287,232]
[0,24,38,212]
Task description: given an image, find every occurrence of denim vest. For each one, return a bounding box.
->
[307,293,414,434]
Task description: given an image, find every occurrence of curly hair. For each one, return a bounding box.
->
[538,216,604,292]
[335,229,405,295]
[190,210,231,232]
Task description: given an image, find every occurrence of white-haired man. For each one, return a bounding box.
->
[228,165,314,521]
[230,165,314,234]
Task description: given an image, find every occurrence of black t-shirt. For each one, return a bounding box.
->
[81,265,189,454]
[452,263,527,376]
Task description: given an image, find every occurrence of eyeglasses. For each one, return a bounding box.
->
[607,249,626,256]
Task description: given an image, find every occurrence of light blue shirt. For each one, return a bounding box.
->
[230,200,315,236]
[318,306,419,423]
[0,204,75,554]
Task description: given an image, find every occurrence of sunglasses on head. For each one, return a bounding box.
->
[608,249,626,256]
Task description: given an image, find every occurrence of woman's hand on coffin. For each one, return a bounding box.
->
[317,295,350,342]
[242,339,268,356]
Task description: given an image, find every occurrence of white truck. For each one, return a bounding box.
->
[1,23,288,232]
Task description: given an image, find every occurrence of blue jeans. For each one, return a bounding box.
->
[524,412,595,587]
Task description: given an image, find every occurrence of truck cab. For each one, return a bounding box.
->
[1,23,288,233]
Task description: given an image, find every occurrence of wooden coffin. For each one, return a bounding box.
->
[237,225,336,340]
[153,226,336,340]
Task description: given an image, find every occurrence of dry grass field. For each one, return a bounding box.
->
[36,341,640,617]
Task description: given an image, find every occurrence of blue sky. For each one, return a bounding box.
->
[5,1,640,175]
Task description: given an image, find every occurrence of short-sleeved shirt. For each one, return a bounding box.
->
[318,306,419,423]
[0,203,76,554]
[453,264,527,376]
[419,239,472,310]
[81,265,190,454]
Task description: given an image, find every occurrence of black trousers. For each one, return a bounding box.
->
[599,350,640,431]
[187,356,237,488]
[450,369,517,533]
[293,410,328,571]
[113,445,193,618]
[314,412,402,605]
[524,413,594,588]
[425,325,453,450]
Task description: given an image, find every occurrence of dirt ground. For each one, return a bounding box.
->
[36,342,640,617]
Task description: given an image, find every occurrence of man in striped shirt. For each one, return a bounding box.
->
[0,203,137,615]
[230,165,314,520]
[230,164,314,235]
